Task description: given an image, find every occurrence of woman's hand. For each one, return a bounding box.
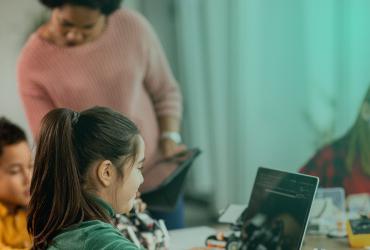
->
[160,138,187,158]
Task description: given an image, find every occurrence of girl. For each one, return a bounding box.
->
[28,106,144,249]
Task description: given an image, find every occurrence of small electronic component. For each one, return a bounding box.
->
[346,216,370,248]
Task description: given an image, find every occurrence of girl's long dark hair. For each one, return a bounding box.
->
[28,106,139,249]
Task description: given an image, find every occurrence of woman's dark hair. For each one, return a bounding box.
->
[39,0,123,15]
[0,117,27,156]
[28,106,139,249]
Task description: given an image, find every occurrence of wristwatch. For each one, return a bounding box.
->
[160,131,182,144]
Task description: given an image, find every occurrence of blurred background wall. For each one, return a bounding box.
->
[1,0,370,224]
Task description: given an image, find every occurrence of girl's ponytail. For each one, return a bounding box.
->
[28,109,104,249]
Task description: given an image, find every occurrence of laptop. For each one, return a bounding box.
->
[239,167,319,250]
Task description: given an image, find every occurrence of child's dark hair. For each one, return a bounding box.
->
[0,117,27,156]
[28,106,139,249]
[39,0,123,15]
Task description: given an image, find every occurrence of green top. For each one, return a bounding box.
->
[47,198,142,250]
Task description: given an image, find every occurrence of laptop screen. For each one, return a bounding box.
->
[240,167,319,250]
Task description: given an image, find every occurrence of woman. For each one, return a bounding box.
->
[18,0,185,228]
[300,86,370,195]
[28,106,144,249]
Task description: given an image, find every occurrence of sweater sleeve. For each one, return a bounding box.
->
[20,92,55,140]
[140,15,182,119]
[17,58,56,140]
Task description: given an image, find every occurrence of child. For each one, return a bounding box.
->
[300,86,370,195]
[28,107,145,249]
[0,117,33,249]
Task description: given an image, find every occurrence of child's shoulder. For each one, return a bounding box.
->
[0,203,27,221]
[51,220,139,250]
[0,202,7,217]
[0,203,30,248]
[83,220,141,249]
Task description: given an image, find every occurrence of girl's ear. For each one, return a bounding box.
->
[96,160,114,187]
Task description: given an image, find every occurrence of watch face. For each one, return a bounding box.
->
[161,132,181,144]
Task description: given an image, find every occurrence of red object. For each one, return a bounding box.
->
[299,137,370,196]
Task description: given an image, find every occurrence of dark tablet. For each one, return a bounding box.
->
[141,148,201,212]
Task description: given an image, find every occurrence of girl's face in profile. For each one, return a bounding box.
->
[114,135,145,214]
[50,4,106,47]
[0,141,32,209]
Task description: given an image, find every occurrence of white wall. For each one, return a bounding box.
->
[0,1,44,141]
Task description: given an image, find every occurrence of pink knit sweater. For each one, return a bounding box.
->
[17,8,182,189]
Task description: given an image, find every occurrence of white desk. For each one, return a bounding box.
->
[169,226,215,250]
[302,235,365,250]
[169,226,366,250]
